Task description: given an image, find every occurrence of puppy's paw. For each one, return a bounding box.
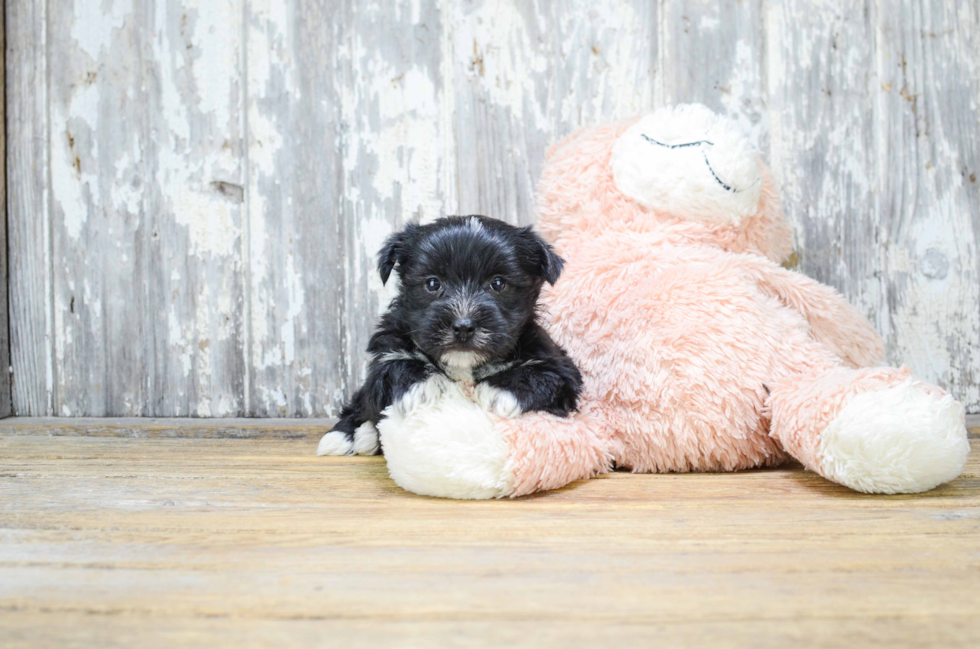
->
[473,383,523,419]
[316,430,354,456]
[394,373,453,416]
[352,421,380,456]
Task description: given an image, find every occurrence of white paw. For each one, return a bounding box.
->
[316,430,354,456]
[473,383,523,418]
[352,421,380,456]
[817,379,970,494]
[393,373,453,416]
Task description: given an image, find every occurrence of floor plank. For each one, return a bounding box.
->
[0,417,334,439]
[1,427,979,648]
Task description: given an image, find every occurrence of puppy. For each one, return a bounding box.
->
[317,215,582,456]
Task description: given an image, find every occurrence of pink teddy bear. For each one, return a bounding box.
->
[377,104,969,499]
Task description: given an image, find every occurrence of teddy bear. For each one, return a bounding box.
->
[376,104,970,499]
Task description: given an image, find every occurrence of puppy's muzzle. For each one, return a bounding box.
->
[452,317,476,343]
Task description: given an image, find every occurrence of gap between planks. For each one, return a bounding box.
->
[0,417,335,439]
[0,415,977,440]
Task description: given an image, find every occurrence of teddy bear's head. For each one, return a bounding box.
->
[536,104,792,263]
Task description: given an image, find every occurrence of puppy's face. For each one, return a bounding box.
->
[379,216,563,369]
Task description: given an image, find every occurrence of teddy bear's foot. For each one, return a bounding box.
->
[815,379,969,494]
[769,367,970,494]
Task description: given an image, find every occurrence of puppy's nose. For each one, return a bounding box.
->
[452,318,476,342]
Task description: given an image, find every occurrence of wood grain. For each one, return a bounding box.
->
[18,0,249,416]
[46,0,146,416]
[5,0,979,415]
[0,415,974,440]
[0,432,978,647]
[0,416,334,439]
[0,1,10,419]
[7,0,51,415]
[245,0,347,416]
[661,0,769,154]
[339,0,458,394]
[766,2,879,304]
[453,0,657,225]
[872,0,980,410]
[141,0,248,417]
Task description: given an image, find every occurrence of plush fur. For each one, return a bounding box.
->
[817,379,969,494]
[368,104,969,499]
[317,215,583,458]
[380,376,515,499]
[610,104,763,223]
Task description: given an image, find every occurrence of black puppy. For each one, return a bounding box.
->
[317,215,582,456]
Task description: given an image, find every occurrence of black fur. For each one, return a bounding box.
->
[330,215,582,454]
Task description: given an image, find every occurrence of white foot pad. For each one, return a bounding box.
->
[817,379,970,494]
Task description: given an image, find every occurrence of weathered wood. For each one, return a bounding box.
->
[873,0,980,410]
[766,3,879,305]
[3,614,980,649]
[339,0,458,394]
[0,433,978,647]
[245,0,346,416]
[0,416,333,439]
[453,0,658,225]
[30,1,248,417]
[140,1,248,417]
[0,414,974,439]
[661,0,769,154]
[46,0,146,416]
[5,0,980,415]
[0,2,10,419]
[6,0,51,415]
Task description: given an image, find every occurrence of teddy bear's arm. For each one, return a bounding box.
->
[742,257,885,368]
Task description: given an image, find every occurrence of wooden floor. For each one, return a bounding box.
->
[2,419,980,648]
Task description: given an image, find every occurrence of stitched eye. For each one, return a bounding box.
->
[489,277,506,292]
[425,277,441,292]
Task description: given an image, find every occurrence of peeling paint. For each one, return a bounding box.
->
[11,0,980,416]
[52,86,100,240]
[171,189,239,258]
[71,0,131,59]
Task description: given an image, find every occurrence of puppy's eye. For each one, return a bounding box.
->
[489,277,506,292]
[425,277,441,292]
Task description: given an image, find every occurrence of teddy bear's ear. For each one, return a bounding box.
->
[377,222,419,285]
[519,226,564,285]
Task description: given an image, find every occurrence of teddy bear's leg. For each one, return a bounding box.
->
[378,380,514,499]
[377,381,611,499]
[767,365,970,494]
[741,256,887,369]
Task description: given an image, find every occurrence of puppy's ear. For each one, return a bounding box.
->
[378,223,418,285]
[520,226,564,285]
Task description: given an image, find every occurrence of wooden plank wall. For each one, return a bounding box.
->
[6,0,979,417]
[0,0,9,418]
